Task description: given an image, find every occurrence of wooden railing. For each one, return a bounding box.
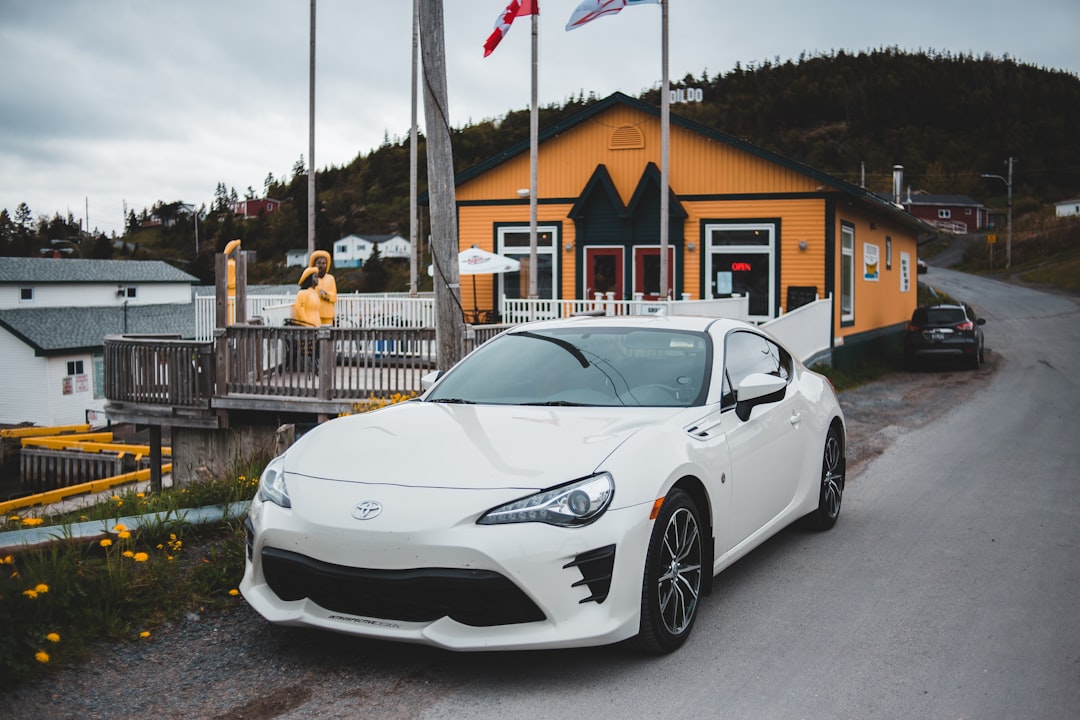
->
[104,334,214,408]
[104,324,511,419]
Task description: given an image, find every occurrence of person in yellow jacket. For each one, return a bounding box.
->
[224,239,242,324]
[308,250,337,325]
[291,267,322,327]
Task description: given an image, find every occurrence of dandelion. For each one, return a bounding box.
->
[22,589,38,599]
[2,555,13,564]
[229,589,240,596]
[46,632,60,643]
[113,523,127,532]
[34,583,48,594]
[122,551,134,558]
[21,517,44,527]
[117,530,131,540]
[35,651,49,664]
[136,492,145,499]
[139,631,151,639]
[7,515,19,523]
[99,538,113,548]
[78,515,88,522]
[133,552,149,562]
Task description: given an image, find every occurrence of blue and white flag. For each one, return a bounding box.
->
[565,0,659,31]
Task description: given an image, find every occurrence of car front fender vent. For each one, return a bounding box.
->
[564,544,616,604]
[685,417,724,440]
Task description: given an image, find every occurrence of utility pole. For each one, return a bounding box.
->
[981,156,1014,269]
[307,0,317,260]
[409,0,419,297]
[419,0,464,369]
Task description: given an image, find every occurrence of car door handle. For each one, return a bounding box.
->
[789,412,801,427]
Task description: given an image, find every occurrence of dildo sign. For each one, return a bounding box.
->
[670,87,704,103]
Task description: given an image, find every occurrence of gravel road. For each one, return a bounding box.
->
[0,354,999,720]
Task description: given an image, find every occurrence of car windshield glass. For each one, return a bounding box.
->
[425,327,711,407]
[924,308,966,326]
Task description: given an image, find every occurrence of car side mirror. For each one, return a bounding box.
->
[976,318,986,326]
[421,370,442,391]
[735,373,787,421]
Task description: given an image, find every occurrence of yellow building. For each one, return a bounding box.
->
[453,92,931,361]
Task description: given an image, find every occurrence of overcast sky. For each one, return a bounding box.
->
[2,0,1077,238]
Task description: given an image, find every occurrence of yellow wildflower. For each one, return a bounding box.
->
[46,632,60,643]
[133,552,149,562]
[228,589,240,596]
[113,523,127,532]
[34,583,48,594]
[21,517,44,527]
[117,531,131,540]
[7,515,19,523]
[99,538,113,548]
[136,492,145,499]
[2,555,13,564]
[22,589,38,599]
[35,651,49,664]
[139,631,151,639]
[122,551,134,558]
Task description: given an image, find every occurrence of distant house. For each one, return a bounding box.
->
[229,198,280,219]
[0,258,198,427]
[902,193,988,233]
[1055,197,1080,218]
[332,234,411,269]
[285,249,308,268]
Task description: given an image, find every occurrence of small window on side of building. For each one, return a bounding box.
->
[20,287,34,301]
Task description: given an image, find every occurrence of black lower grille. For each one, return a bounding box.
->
[563,544,616,604]
[260,547,546,627]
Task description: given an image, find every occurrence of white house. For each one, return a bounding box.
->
[285,249,308,268]
[1055,198,1080,218]
[332,234,411,268]
[0,258,197,427]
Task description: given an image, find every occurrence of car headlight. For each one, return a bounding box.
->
[256,455,291,508]
[478,473,614,527]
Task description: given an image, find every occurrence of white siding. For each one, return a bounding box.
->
[0,282,191,309]
[0,329,51,425]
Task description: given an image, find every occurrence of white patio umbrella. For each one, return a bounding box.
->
[456,246,520,321]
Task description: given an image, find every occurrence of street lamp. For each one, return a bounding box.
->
[981,156,1014,269]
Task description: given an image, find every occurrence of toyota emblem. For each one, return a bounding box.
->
[352,501,383,520]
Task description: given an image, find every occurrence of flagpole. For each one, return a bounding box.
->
[528,8,539,299]
[409,0,419,297]
[659,0,670,300]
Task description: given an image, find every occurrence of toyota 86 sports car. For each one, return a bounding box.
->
[241,315,846,653]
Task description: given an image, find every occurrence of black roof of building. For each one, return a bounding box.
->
[0,257,198,284]
[0,304,197,355]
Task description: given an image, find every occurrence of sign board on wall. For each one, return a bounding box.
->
[863,243,880,281]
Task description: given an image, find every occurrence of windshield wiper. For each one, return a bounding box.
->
[514,331,590,368]
[429,397,476,404]
[521,400,590,406]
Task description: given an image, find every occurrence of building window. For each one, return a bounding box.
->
[938,209,952,219]
[841,223,855,324]
[497,226,558,303]
[704,222,776,320]
[67,360,84,376]
[20,287,33,302]
[126,287,137,298]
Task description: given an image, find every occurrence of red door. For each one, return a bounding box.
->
[633,247,675,300]
[584,247,624,300]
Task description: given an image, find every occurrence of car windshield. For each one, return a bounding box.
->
[917,308,967,326]
[426,327,711,407]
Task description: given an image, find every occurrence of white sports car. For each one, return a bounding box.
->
[241,315,845,653]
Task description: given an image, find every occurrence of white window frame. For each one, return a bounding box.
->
[704,222,777,322]
[841,223,855,323]
[938,209,952,219]
[496,225,559,302]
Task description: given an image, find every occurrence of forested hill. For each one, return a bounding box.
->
[302,49,1079,244]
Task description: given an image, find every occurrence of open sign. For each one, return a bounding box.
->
[731,261,752,272]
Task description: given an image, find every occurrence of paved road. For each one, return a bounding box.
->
[403,269,1080,720]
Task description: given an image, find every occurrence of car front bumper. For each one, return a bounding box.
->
[240,482,655,651]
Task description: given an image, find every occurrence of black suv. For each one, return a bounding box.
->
[904,303,987,369]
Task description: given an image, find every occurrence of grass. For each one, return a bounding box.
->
[0,462,264,691]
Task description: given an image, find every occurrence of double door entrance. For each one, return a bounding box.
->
[583,246,676,301]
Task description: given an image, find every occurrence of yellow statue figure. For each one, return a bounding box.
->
[224,239,242,324]
[308,250,337,326]
[291,267,322,327]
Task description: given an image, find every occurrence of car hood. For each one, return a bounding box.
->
[282,401,682,491]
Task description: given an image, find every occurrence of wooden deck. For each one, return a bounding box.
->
[103,324,506,426]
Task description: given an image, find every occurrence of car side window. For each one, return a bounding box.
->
[721,331,791,409]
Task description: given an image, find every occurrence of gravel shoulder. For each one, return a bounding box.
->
[0,356,1000,719]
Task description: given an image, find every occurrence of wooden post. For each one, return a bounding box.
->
[419,0,465,371]
[149,425,162,493]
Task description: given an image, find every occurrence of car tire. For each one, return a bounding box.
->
[634,488,704,654]
[807,425,845,531]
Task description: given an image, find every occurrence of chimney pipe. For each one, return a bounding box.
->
[893,165,904,205]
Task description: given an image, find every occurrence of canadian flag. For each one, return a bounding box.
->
[483,0,538,57]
